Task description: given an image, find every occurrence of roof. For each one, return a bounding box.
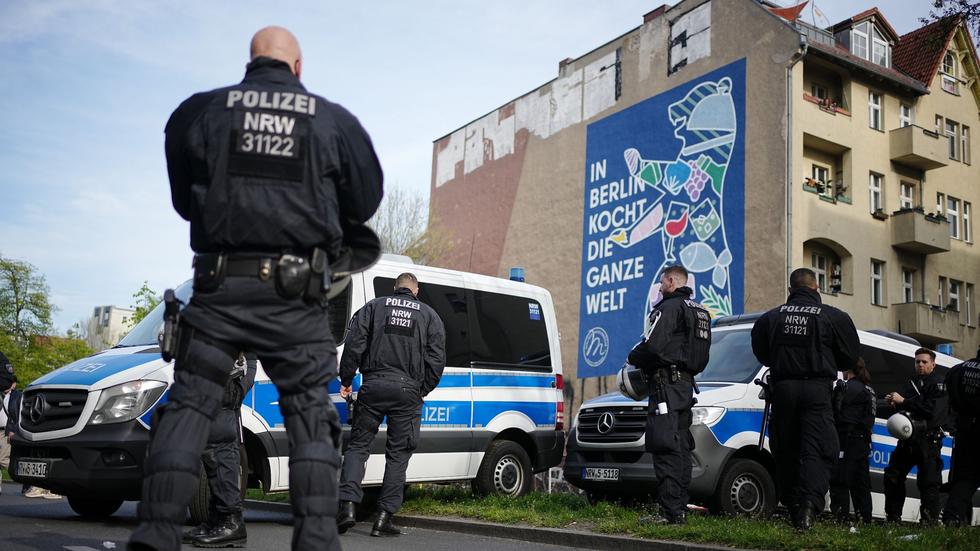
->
[892,15,961,85]
[807,40,929,95]
[830,7,899,43]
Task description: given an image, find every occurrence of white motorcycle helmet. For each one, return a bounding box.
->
[887,412,914,440]
[617,363,649,401]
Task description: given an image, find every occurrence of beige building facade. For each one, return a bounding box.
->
[86,305,135,351]
[429,0,980,411]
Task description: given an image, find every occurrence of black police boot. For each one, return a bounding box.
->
[194,513,247,548]
[371,510,403,537]
[337,500,357,534]
[793,502,816,532]
[919,507,940,527]
[183,522,212,544]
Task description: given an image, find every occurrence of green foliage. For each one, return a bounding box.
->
[129,281,161,328]
[699,285,732,318]
[0,255,55,343]
[0,331,92,386]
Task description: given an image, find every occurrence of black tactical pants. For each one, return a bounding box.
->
[943,419,980,524]
[830,431,872,522]
[884,436,942,522]
[339,376,422,514]
[129,279,341,551]
[770,379,838,513]
[202,408,242,517]
[646,378,694,520]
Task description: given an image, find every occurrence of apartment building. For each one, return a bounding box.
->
[86,304,135,351]
[428,0,980,408]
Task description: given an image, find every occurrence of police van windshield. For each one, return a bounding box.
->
[696,328,761,384]
[115,282,194,347]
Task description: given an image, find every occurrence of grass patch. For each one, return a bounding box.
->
[245,488,290,503]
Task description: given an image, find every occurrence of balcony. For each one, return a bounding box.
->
[890,208,951,254]
[889,125,948,170]
[894,302,962,344]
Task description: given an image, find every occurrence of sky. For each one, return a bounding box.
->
[0,0,941,333]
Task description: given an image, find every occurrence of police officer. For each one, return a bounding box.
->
[941,347,980,526]
[829,357,875,524]
[626,265,710,525]
[883,348,947,525]
[336,273,446,537]
[128,26,383,551]
[751,268,859,531]
[184,354,257,547]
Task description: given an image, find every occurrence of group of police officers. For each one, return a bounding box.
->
[626,265,980,530]
[114,22,980,551]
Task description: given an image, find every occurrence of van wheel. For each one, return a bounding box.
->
[68,496,123,520]
[189,444,249,525]
[472,440,532,497]
[711,458,776,518]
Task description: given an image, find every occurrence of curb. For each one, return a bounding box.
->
[244,500,738,550]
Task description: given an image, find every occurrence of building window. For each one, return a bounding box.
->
[812,253,828,292]
[899,104,913,127]
[872,26,890,67]
[902,269,915,303]
[943,51,957,76]
[853,22,869,60]
[967,284,975,325]
[811,164,832,197]
[870,260,884,306]
[947,119,960,160]
[811,83,827,100]
[949,280,961,312]
[939,276,948,308]
[937,192,946,217]
[962,126,971,164]
[948,196,961,239]
[899,181,917,210]
[936,114,944,136]
[869,172,883,213]
[965,202,973,242]
[868,92,882,130]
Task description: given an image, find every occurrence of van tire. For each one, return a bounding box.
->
[711,458,776,518]
[472,440,532,497]
[188,444,249,525]
[68,496,123,520]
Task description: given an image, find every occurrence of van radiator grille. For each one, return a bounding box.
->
[576,406,647,443]
[20,389,89,432]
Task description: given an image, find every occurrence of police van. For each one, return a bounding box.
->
[564,313,976,523]
[11,256,565,520]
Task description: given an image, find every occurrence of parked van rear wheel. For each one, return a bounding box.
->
[472,440,532,497]
[68,496,123,520]
[189,444,249,525]
[711,458,775,518]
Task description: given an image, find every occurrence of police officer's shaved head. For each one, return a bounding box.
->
[789,268,818,290]
[250,26,303,78]
[659,265,688,294]
[395,273,419,295]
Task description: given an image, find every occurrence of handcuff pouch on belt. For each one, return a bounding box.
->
[276,254,310,299]
[193,253,226,293]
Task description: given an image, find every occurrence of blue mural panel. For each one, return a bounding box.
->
[579,59,746,377]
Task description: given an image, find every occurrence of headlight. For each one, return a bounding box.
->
[691,406,726,426]
[88,380,167,425]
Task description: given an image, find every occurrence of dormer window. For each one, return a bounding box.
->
[872,26,890,67]
[942,51,957,77]
[848,20,891,67]
[853,22,869,59]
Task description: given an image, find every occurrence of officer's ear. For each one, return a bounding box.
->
[293,58,302,79]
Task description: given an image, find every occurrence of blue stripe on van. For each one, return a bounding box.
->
[435,374,471,388]
[473,401,556,426]
[31,352,157,386]
[472,374,554,388]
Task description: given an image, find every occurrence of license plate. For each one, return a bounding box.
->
[582,467,620,481]
[16,460,49,478]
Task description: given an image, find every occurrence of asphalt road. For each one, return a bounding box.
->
[0,483,575,551]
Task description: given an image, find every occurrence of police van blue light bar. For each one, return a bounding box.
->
[509,267,525,282]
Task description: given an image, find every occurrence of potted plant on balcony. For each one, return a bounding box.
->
[871,208,889,221]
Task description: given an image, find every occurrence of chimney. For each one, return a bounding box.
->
[644,4,668,24]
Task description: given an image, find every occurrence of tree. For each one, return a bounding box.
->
[925,1,980,40]
[0,255,55,343]
[129,281,161,328]
[368,186,455,265]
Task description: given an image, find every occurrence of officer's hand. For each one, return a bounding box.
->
[340,385,352,399]
[891,393,905,406]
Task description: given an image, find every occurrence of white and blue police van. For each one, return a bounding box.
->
[564,312,976,523]
[11,256,565,520]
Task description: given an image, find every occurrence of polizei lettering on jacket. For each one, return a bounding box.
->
[779,305,822,315]
[226,90,316,115]
[385,297,421,310]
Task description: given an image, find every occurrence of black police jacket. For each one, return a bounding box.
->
[945,355,980,419]
[340,288,447,396]
[892,370,948,431]
[164,57,383,256]
[627,286,710,375]
[834,378,875,439]
[751,287,859,381]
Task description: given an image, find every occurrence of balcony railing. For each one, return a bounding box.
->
[894,302,962,344]
[890,125,948,170]
[890,207,951,254]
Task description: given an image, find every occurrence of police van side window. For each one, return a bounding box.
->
[859,345,950,419]
[469,290,550,370]
[373,277,470,367]
[329,281,352,344]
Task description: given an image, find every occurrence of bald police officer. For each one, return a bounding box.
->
[751,268,859,531]
[128,26,383,551]
[942,347,980,526]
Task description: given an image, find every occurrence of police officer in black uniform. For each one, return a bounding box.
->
[336,273,446,537]
[882,348,947,525]
[941,347,980,526]
[829,357,875,524]
[128,26,383,551]
[627,265,710,525]
[184,354,257,547]
[751,268,859,531]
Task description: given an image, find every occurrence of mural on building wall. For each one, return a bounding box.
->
[579,59,745,377]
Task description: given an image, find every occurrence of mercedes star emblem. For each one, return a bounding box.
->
[597,411,615,434]
[29,394,45,423]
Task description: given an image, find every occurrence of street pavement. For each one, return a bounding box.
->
[0,483,574,551]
